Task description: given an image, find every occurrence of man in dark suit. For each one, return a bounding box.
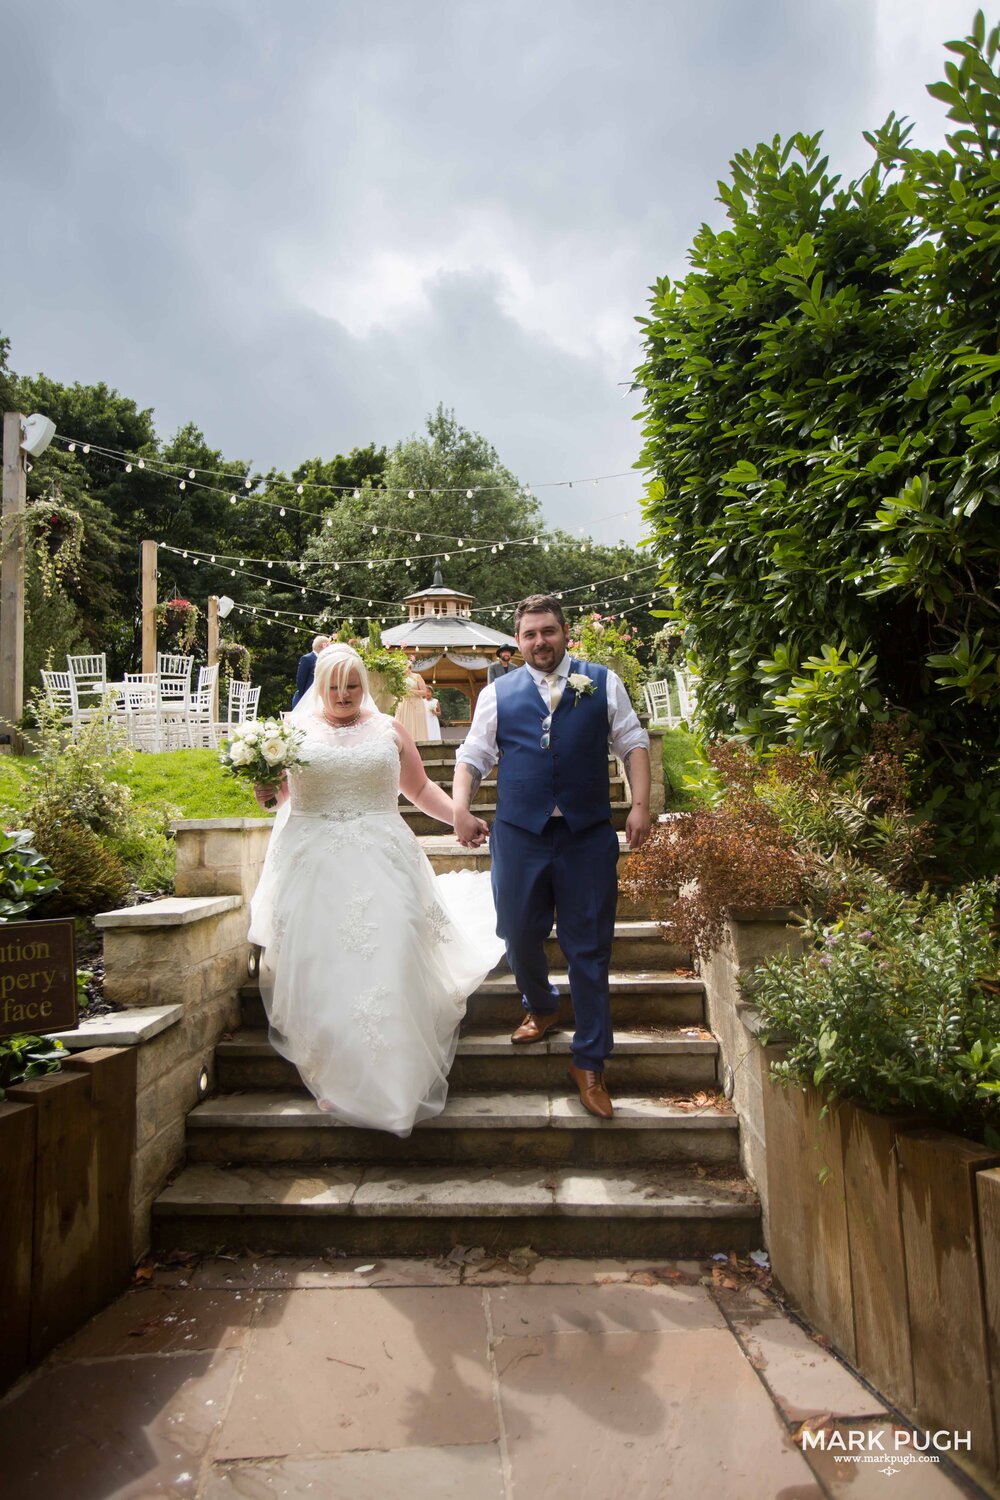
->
[486,646,515,684]
[453,594,650,1120]
[291,634,331,707]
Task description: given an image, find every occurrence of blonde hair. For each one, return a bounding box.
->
[312,642,371,709]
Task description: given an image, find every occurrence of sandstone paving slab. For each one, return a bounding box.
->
[462,1255,706,1287]
[494,1326,820,1499]
[216,1287,496,1459]
[202,1444,505,1499]
[549,1093,738,1129]
[351,1165,557,1216]
[56,1288,261,1358]
[551,1167,758,1219]
[0,1349,240,1500]
[796,1418,971,1497]
[156,1163,364,1213]
[488,1280,727,1337]
[716,1285,889,1423]
[189,1254,463,1290]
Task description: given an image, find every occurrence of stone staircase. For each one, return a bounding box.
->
[153,745,761,1257]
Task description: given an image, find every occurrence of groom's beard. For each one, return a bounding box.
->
[522,644,567,672]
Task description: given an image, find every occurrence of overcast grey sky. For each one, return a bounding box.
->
[2,0,959,542]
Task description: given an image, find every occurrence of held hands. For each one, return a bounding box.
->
[454,807,490,848]
[625,805,652,851]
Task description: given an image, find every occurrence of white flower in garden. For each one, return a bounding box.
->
[260,737,285,766]
[229,740,255,767]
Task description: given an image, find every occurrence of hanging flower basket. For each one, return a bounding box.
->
[216,640,252,690]
[4,494,86,599]
[154,597,200,654]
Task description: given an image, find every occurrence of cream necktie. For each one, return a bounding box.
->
[545,672,564,711]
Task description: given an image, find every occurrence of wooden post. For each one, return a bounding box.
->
[1,412,26,747]
[141,539,157,673]
[207,593,220,723]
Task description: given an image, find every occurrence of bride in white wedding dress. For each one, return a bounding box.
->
[247,644,504,1137]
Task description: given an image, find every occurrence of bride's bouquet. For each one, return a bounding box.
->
[220,718,308,808]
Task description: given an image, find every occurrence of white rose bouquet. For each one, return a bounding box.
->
[219,718,308,808]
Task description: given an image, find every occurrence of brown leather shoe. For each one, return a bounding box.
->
[567,1064,613,1119]
[511,1011,561,1045]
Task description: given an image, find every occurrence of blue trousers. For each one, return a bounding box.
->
[490,816,620,1071]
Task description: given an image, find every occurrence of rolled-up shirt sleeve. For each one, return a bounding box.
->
[456,682,499,778]
[605,671,650,760]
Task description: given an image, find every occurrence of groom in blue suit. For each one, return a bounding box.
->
[453,594,651,1118]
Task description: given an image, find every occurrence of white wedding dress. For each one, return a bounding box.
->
[247,712,503,1136]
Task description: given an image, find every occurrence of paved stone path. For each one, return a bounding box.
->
[0,1255,979,1499]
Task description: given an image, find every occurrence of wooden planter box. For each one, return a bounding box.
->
[0,1047,136,1392]
[761,1069,1000,1481]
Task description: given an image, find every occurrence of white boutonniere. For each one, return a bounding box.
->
[567,672,596,706]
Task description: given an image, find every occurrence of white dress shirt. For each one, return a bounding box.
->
[458,654,649,780]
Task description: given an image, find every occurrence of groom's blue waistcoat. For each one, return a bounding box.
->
[494,660,611,835]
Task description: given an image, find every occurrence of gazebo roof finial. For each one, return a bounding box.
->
[432,557,444,588]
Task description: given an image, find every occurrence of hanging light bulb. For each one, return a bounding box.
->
[125,462,132,473]
[491,546,497,555]
[466,489,473,498]
[279,507,286,516]
[182,550,188,559]
[296,483,304,495]
[82,444,90,454]
[334,561,340,570]
[68,442,76,453]
[179,480,186,490]
[188,469,196,479]
[210,554,216,563]
[239,559,245,567]
[138,458,145,469]
[532,536,539,545]
[367,561,374,569]
[326,517,333,527]
[372,525,378,535]
[623,573,629,581]
[353,488,360,499]
[458,539,464,547]
[407,489,415,500]
[544,543,550,553]
[193,558,199,566]
[244,477,252,489]
[405,558,411,566]
[444,552,450,562]
[415,532,421,541]
[267,561,273,569]
[498,543,505,551]
[367,599,373,607]
[230,494,237,505]
[231,569,236,577]
[266,579,271,588]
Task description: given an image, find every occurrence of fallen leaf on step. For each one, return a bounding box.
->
[507,1246,539,1273]
[132,1263,155,1284]
[628,1271,658,1286]
[445,1245,488,1265]
[792,1415,834,1448]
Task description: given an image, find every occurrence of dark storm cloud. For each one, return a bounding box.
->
[1,0,950,540]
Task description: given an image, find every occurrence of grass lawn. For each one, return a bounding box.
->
[0,748,268,823]
[113,750,269,819]
[659,726,710,810]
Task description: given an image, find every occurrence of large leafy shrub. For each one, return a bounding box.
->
[634,13,1000,870]
[620,737,930,957]
[747,879,1000,1142]
[0,829,61,919]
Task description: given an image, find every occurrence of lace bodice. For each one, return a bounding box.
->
[288,713,400,818]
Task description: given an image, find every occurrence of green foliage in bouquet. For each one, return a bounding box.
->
[747,878,1000,1143]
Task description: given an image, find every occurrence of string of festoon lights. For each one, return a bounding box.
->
[156,541,662,619]
[54,432,642,547]
[195,584,669,648]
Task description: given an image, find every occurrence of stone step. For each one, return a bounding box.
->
[152,1161,761,1257]
[240,973,706,1031]
[184,1087,739,1168]
[401,802,632,836]
[216,1026,718,1093]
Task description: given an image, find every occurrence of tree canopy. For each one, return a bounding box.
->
[635,10,1000,868]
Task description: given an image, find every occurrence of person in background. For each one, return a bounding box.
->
[486,645,515,684]
[292,635,331,708]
